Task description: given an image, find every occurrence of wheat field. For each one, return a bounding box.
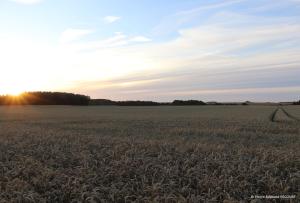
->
[0,106,299,202]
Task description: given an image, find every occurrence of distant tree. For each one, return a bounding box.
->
[89,99,171,106]
[244,101,251,105]
[89,99,116,105]
[293,100,300,105]
[117,101,160,106]
[172,100,206,105]
[0,92,90,105]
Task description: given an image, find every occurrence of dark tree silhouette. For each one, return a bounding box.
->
[89,99,161,106]
[172,100,206,105]
[89,99,206,106]
[89,99,117,105]
[0,92,90,105]
[117,101,160,106]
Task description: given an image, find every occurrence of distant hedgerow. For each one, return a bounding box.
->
[0,92,90,105]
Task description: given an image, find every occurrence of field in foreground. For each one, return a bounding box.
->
[0,106,299,202]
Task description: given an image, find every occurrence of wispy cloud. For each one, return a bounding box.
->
[153,0,245,36]
[62,5,300,101]
[176,0,245,16]
[130,36,152,42]
[10,0,42,4]
[2,0,300,101]
[60,28,93,43]
[103,16,121,24]
[65,32,151,50]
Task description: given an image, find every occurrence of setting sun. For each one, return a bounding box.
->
[0,82,27,96]
[0,86,24,96]
[6,88,23,96]
[0,0,299,101]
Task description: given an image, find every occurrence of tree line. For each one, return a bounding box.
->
[90,99,207,106]
[0,94,208,106]
[0,92,90,105]
[1,91,298,106]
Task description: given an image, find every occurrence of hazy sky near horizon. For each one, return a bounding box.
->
[0,0,300,101]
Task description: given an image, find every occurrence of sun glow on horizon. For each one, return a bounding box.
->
[0,87,24,96]
[1,0,300,101]
[8,91,23,97]
[0,33,158,95]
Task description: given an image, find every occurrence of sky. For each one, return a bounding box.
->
[0,0,300,102]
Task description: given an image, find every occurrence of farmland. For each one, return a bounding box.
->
[0,106,299,202]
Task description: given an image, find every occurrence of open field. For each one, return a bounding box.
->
[0,106,299,202]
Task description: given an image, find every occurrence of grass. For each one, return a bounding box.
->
[0,106,299,202]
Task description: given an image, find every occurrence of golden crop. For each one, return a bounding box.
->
[0,106,299,202]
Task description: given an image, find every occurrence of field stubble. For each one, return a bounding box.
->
[0,106,299,202]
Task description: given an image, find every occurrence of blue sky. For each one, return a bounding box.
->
[0,0,300,101]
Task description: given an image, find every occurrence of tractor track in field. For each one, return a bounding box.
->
[280,107,300,121]
[270,108,279,122]
[270,107,300,122]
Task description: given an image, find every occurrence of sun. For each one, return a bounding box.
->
[9,91,23,96]
[3,87,24,96]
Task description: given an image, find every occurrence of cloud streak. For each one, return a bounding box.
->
[60,28,94,43]
[1,0,300,101]
[63,4,300,101]
[103,16,121,23]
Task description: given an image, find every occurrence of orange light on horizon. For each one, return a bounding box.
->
[8,92,23,97]
[0,86,25,96]
[0,93,26,105]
